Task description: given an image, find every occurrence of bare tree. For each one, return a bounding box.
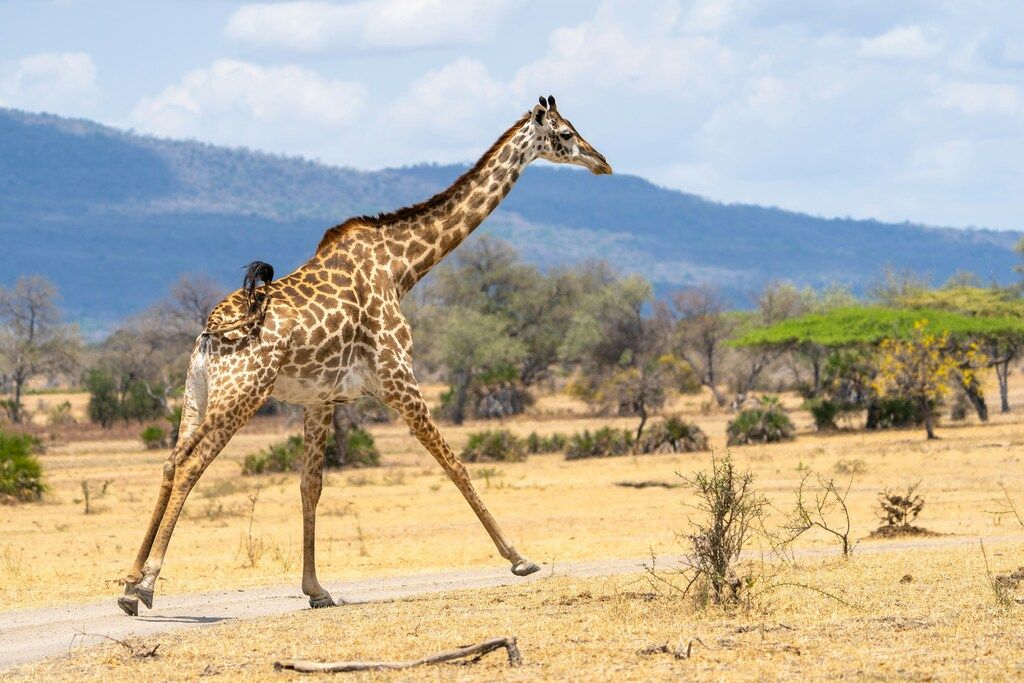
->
[159,273,225,335]
[671,285,736,407]
[0,276,79,422]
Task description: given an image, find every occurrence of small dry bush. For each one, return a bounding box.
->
[871,482,935,537]
[659,454,770,606]
[460,430,526,463]
[785,472,855,556]
[76,479,113,514]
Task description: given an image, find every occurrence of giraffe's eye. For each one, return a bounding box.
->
[559,131,573,141]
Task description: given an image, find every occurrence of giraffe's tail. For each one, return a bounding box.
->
[242,260,274,315]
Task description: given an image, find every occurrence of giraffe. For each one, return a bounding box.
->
[118,95,612,616]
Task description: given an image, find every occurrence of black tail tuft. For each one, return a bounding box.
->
[242,261,274,314]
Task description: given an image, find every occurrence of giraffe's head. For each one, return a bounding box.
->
[530,95,612,175]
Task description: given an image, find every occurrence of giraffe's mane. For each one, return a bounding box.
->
[316,111,533,253]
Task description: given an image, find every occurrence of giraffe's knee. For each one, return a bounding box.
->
[162,459,176,481]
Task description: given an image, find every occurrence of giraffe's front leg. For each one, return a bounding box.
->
[300,405,336,608]
[377,357,539,577]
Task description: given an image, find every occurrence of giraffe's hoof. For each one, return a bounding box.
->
[137,586,154,610]
[117,596,139,617]
[309,593,335,609]
[512,559,541,577]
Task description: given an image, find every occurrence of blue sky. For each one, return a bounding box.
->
[2,0,1023,231]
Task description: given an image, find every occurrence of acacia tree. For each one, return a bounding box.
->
[0,276,79,422]
[873,320,986,439]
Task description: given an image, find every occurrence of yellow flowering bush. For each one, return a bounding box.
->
[873,320,987,439]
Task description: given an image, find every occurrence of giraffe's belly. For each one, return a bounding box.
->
[270,358,377,405]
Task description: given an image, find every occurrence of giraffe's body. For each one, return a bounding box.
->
[118,97,611,615]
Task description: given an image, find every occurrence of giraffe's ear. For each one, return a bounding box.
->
[532,103,547,127]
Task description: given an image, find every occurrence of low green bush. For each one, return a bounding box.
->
[870,397,925,429]
[325,426,381,468]
[726,396,796,446]
[460,430,526,463]
[805,398,840,431]
[565,427,634,460]
[244,428,383,475]
[524,431,568,455]
[242,435,303,475]
[0,430,46,502]
[140,425,168,450]
[639,416,709,453]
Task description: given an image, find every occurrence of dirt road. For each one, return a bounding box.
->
[1,535,1017,670]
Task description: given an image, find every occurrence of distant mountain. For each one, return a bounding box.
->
[1,107,1019,331]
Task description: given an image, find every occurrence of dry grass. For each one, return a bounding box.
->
[2,377,1024,679]
[7,542,1024,681]
[2,380,1024,611]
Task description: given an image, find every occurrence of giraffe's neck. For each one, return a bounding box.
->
[384,117,537,294]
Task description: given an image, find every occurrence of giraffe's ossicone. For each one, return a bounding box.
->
[118,96,612,616]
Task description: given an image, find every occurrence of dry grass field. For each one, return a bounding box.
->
[3,379,1024,680]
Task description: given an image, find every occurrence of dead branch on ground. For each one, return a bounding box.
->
[274,636,522,673]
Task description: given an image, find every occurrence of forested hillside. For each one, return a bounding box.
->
[1,107,1018,329]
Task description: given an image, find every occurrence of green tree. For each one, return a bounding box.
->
[434,308,525,424]
[562,275,695,444]
[418,237,586,420]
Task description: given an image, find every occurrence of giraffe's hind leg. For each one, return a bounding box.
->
[299,405,335,608]
[120,357,207,616]
[118,371,274,616]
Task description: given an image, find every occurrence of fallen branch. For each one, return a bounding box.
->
[274,636,522,673]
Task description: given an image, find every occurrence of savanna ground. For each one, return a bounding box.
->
[2,378,1024,680]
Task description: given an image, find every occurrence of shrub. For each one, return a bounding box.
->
[0,431,46,502]
[565,427,634,460]
[870,396,925,429]
[524,431,568,455]
[679,454,768,604]
[325,426,381,468]
[48,400,76,426]
[805,398,839,431]
[726,396,796,446]
[242,435,303,475]
[639,416,709,454]
[140,425,168,450]
[877,482,924,529]
[460,430,526,463]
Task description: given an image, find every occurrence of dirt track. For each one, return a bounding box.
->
[1,535,1019,670]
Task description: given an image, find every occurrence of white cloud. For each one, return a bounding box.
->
[937,81,1021,116]
[387,58,511,143]
[225,0,517,52]
[131,59,366,153]
[859,25,936,60]
[0,52,98,114]
[512,0,734,98]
